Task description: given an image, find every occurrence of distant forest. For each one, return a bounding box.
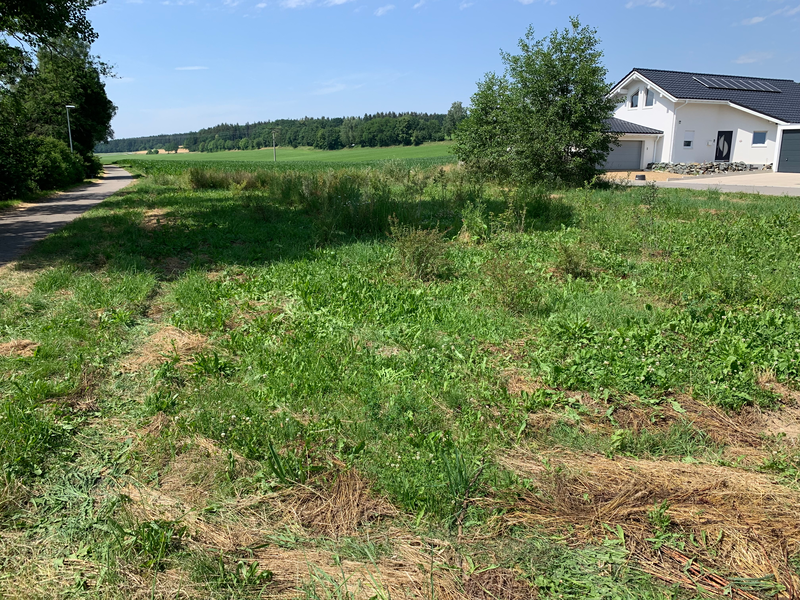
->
[95,109,466,153]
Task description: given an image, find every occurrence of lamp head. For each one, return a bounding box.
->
[66,104,76,108]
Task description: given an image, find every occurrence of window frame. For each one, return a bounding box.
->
[630,89,639,109]
[752,131,768,146]
[683,130,695,149]
[644,89,655,108]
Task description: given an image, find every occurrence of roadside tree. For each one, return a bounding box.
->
[453,18,618,186]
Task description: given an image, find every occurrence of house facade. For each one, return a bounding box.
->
[603,68,800,173]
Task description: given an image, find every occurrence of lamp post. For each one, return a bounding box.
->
[65,105,76,153]
[272,130,277,163]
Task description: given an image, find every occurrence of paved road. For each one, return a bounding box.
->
[632,172,800,197]
[0,166,133,265]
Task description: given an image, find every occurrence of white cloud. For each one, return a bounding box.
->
[280,0,354,6]
[374,4,394,15]
[175,66,209,70]
[741,15,765,25]
[314,82,348,95]
[413,0,425,7]
[733,51,773,64]
[255,1,266,6]
[625,0,670,8]
[459,1,473,8]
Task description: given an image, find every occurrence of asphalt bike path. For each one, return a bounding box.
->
[0,166,133,265]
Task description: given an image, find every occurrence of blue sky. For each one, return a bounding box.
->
[90,0,800,139]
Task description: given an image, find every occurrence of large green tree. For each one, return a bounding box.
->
[0,0,109,199]
[0,0,100,82]
[17,39,116,158]
[453,18,618,186]
[442,101,466,139]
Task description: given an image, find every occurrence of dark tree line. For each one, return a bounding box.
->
[96,105,467,154]
[0,0,116,200]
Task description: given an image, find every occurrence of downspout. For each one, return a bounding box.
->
[653,134,663,165]
[669,100,689,163]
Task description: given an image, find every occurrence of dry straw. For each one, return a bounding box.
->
[495,448,800,598]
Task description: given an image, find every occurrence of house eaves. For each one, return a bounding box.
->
[613,68,800,125]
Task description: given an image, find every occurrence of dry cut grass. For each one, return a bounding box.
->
[496,448,800,598]
[0,339,39,358]
[120,326,207,373]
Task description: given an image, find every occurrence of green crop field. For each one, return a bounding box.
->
[99,141,455,165]
[2,161,800,599]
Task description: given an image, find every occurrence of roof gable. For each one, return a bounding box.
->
[614,68,800,124]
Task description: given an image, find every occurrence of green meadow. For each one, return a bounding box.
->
[2,160,800,599]
[99,141,455,165]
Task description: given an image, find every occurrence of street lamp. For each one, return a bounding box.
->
[65,105,76,153]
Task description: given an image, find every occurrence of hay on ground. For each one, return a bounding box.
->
[496,448,800,598]
[277,470,398,537]
[463,568,534,600]
[0,339,39,358]
[120,326,207,373]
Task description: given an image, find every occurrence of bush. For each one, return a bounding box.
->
[483,255,545,314]
[29,136,84,190]
[389,216,450,281]
[83,153,103,178]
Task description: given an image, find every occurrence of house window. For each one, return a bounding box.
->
[645,89,655,107]
[752,131,767,146]
[683,131,695,149]
[630,90,639,108]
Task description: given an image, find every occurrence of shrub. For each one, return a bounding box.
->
[83,153,104,178]
[29,136,84,190]
[186,167,233,190]
[483,255,545,314]
[556,240,592,279]
[389,216,450,281]
[459,200,489,242]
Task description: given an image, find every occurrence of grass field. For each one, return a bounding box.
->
[2,161,800,599]
[99,141,455,165]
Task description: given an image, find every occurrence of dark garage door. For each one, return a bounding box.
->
[603,140,643,171]
[778,130,800,173]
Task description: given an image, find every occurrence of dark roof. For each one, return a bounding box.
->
[605,117,663,135]
[619,68,800,124]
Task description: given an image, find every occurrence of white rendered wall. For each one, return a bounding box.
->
[612,78,674,163]
[666,103,777,164]
[612,74,779,165]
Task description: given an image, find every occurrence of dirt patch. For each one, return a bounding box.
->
[141,208,173,231]
[603,171,677,183]
[464,568,534,600]
[699,208,724,215]
[120,326,207,373]
[505,370,542,396]
[496,448,800,597]
[0,339,39,358]
[156,256,189,278]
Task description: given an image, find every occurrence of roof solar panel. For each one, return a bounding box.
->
[693,76,781,93]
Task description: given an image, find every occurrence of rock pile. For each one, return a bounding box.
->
[647,162,773,175]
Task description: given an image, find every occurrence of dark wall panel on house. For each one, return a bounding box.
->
[778,130,800,173]
[603,141,642,170]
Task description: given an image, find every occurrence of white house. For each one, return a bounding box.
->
[603,68,800,173]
